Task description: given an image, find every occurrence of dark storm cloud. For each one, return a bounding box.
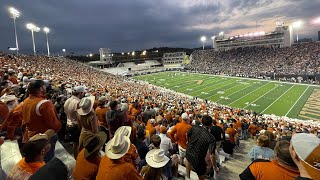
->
[0,0,319,55]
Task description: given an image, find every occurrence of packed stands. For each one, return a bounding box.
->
[0,52,320,179]
[187,42,320,81]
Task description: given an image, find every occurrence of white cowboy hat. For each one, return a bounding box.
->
[114,126,132,138]
[0,95,19,103]
[77,96,95,116]
[105,134,130,159]
[146,149,169,168]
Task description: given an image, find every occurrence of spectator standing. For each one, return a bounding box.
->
[168,112,191,165]
[221,134,235,155]
[22,80,61,162]
[77,96,99,151]
[159,126,173,155]
[95,96,109,127]
[225,124,237,145]
[105,101,125,138]
[210,120,224,152]
[248,122,258,139]
[186,115,218,180]
[64,86,85,158]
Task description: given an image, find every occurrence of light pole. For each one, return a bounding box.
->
[26,23,40,56]
[211,36,215,49]
[200,36,206,50]
[219,31,224,38]
[62,49,66,56]
[8,7,20,55]
[43,27,50,57]
[292,21,302,42]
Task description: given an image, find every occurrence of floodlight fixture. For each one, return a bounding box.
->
[8,7,20,54]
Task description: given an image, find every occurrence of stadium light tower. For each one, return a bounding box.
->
[26,23,40,56]
[43,27,50,57]
[200,36,206,50]
[219,31,224,38]
[211,36,216,49]
[8,7,20,55]
[292,21,303,42]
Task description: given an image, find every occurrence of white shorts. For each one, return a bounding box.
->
[178,145,187,158]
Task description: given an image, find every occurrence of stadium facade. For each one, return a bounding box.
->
[162,52,187,64]
[213,25,293,51]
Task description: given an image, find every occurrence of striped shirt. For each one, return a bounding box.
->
[186,126,216,167]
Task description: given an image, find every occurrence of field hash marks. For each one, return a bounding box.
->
[298,89,320,120]
[285,86,309,116]
[261,85,295,114]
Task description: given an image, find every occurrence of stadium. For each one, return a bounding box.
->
[1,2,320,180]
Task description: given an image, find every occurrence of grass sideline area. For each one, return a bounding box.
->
[134,71,320,120]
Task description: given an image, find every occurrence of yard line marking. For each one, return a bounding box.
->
[181,78,234,94]
[285,86,310,116]
[261,85,295,113]
[228,82,272,105]
[243,85,279,109]
[216,82,258,102]
[197,80,239,98]
[206,82,245,99]
[175,76,222,91]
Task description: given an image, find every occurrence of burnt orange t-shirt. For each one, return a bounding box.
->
[240,159,299,180]
[168,120,191,149]
[95,106,109,126]
[73,149,101,180]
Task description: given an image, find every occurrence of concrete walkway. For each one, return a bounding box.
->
[218,138,256,180]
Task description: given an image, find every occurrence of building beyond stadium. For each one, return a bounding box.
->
[213,24,293,51]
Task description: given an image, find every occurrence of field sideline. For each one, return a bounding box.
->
[134,71,320,120]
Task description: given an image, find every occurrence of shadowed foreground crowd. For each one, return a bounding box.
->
[0,52,320,180]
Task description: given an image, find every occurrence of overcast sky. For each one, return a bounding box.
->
[1,0,319,55]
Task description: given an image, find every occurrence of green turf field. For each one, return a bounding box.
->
[134,71,320,120]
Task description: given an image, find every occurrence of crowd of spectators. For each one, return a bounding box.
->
[187,42,320,82]
[0,52,319,180]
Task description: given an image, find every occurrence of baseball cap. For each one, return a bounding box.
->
[291,133,320,179]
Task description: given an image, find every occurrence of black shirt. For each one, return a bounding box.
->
[186,126,216,167]
[210,125,223,141]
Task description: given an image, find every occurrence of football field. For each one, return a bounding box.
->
[134,71,320,120]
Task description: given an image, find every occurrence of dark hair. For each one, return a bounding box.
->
[98,101,106,107]
[264,131,275,140]
[274,140,296,167]
[109,101,118,110]
[22,139,48,163]
[27,80,45,95]
[137,128,146,140]
[212,120,217,125]
[202,115,213,126]
[150,135,161,148]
